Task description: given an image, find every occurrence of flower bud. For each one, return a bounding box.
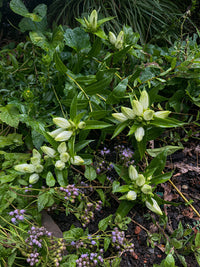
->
[41,146,56,158]
[109,31,116,45]
[48,128,64,138]
[145,198,163,215]
[70,156,84,165]
[115,31,124,49]
[60,152,70,163]
[55,160,65,171]
[34,164,44,173]
[14,164,35,173]
[136,174,145,186]
[78,121,86,129]
[135,127,145,142]
[89,10,97,31]
[32,149,41,159]
[121,107,136,120]
[139,90,149,110]
[57,142,67,154]
[126,191,137,201]
[30,157,40,165]
[141,184,152,194]
[29,173,39,184]
[154,111,171,119]
[55,131,73,142]
[132,100,143,116]
[129,165,138,180]
[143,110,154,121]
[112,113,128,122]
[53,117,71,129]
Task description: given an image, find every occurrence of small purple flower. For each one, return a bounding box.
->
[91,240,96,245]
[11,217,16,223]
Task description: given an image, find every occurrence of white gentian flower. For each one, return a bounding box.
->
[154,111,171,119]
[89,10,97,30]
[136,174,146,186]
[70,156,84,165]
[135,127,145,142]
[126,190,137,201]
[143,110,154,121]
[55,131,73,142]
[55,160,65,171]
[145,198,163,215]
[53,117,71,129]
[132,100,143,116]
[129,165,138,180]
[141,184,152,194]
[34,164,44,173]
[112,113,128,122]
[115,31,124,49]
[14,164,35,174]
[60,152,70,163]
[30,156,40,165]
[32,149,41,160]
[57,142,67,154]
[139,90,149,110]
[48,128,64,138]
[41,146,56,158]
[29,173,39,184]
[121,107,136,120]
[78,121,86,129]
[109,31,117,45]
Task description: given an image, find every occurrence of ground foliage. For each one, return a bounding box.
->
[0,1,200,266]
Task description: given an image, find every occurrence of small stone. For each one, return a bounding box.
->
[182,184,188,190]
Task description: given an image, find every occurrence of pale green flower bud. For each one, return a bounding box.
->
[70,156,84,165]
[55,131,73,142]
[32,149,41,160]
[143,110,154,121]
[57,142,67,154]
[141,184,152,194]
[121,107,136,120]
[112,113,128,122]
[30,156,40,165]
[29,173,39,184]
[89,10,97,31]
[48,128,64,138]
[145,198,163,215]
[15,164,35,173]
[34,164,44,173]
[135,127,145,142]
[115,31,124,49]
[129,165,138,180]
[109,31,117,45]
[60,152,70,163]
[126,190,137,201]
[78,121,86,129]
[139,90,149,110]
[53,117,71,129]
[41,146,56,158]
[136,174,145,186]
[154,111,171,119]
[132,100,143,116]
[55,160,65,171]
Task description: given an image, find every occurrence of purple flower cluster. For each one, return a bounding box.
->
[114,145,134,167]
[25,226,51,248]
[100,147,110,156]
[26,251,39,266]
[81,201,103,227]
[9,209,26,223]
[25,185,33,192]
[111,227,134,253]
[76,251,104,266]
[59,184,79,203]
[80,181,94,193]
[96,161,114,174]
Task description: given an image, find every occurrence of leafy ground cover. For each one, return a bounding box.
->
[0,1,200,266]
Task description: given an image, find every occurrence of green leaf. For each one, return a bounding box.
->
[111,121,129,139]
[46,172,56,187]
[104,237,111,252]
[150,172,173,185]
[145,150,167,177]
[137,132,147,159]
[0,105,19,128]
[55,169,68,186]
[84,120,112,129]
[60,254,78,267]
[106,78,128,104]
[0,173,18,184]
[10,0,29,17]
[195,232,200,247]
[64,28,90,52]
[74,140,94,153]
[63,228,84,242]
[96,189,105,205]
[147,145,183,157]
[37,192,49,212]
[114,185,130,193]
[70,95,77,120]
[116,200,135,218]
[8,252,17,267]
[84,166,97,181]
[0,133,23,148]
[176,255,187,267]
[151,117,185,128]
[163,254,176,267]
[98,215,113,231]
[54,51,68,74]
[171,238,183,249]
[112,181,120,193]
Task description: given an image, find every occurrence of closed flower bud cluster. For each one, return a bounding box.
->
[112,90,171,142]
[109,31,124,49]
